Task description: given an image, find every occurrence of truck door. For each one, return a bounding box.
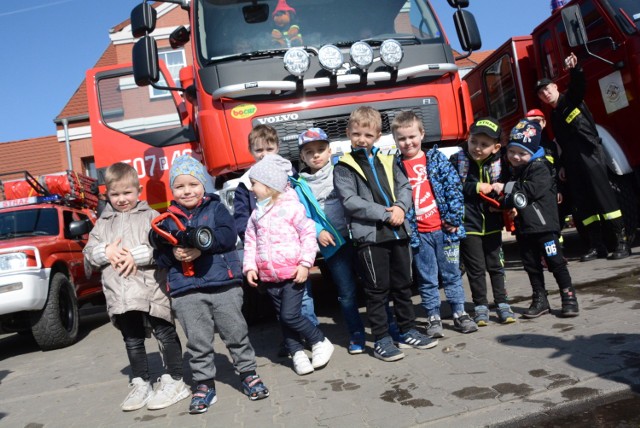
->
[86,63,198,211]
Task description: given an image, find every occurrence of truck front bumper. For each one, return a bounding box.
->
[0,268,50,315]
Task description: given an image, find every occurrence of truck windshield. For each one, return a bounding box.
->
[195,0,444,61]
[0,209,59,240]
[605,0,640,34]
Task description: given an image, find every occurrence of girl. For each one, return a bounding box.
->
[243,154,334,375]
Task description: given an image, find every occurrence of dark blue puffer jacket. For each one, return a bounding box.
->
[155,193,243,297]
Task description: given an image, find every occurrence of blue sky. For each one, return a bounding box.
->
[0,0,550,143]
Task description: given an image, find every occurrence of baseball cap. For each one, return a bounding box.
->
[525,109,545,119]
[508,119,542,155]
[535,78,553,92]
[470,117,502,140]
[298,127,329,149]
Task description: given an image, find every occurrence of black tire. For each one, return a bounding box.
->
[30,273,79,351]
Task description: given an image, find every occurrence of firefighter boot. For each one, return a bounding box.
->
[609,228,631,260]
[560,286,579,317]
[523,291,550,319]
[580,227,608,262]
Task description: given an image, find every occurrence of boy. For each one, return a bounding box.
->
[291,127,367,354]
[494,120,579,318]
[450,117,515,326]
[84,162,189,411]
[155,155,269,414]
[333,106,437,362]
[392,111,477,337]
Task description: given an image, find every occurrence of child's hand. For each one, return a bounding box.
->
[173,247,201,263]
[442,222,459,234]
[318,230,336,247]
[246,270,259,287]
[106,238,128,268]
[507,208,518,219]
[478,183,493,195]
[293,265,309,283]
[557,192,563,204]
[491,183,505,194]
[116,252,137,278]
[559,167,566,182]
[385,206,405,227]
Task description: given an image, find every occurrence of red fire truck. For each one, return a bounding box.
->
[86,0,482,211]
[463,0,639,238]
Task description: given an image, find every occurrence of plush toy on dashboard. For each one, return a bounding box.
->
[271,0,302,47]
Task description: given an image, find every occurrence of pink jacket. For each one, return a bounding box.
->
[243,188,317,282]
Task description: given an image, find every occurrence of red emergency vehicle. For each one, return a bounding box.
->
[86,0,482,211]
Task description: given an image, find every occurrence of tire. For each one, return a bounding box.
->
[30,273,79,351]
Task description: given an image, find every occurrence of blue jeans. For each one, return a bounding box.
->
[413,230,466,316]
[301,280,319,326]
[325,243,365,337]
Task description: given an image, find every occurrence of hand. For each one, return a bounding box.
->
[246,270,259,287]
[478,183,493,195]
[557,192,563,204]
[491,183,505,194]
[116,252,137,278]
[442,222,459,234]
[385,206,405,227]
[318,230,336,247]
[564,52,577,70]
[293,265,309,283]
[507,208,518,220]
[173,247,201,263]
[106,238,128,268]
[558,167,566,182]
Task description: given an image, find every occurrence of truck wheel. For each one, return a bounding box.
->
[30,273,79,351]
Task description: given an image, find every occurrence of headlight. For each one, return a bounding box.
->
[318,45,344,73]
[350,42,374,70]
[380,39,403,68]
[0,253,28,272]
[284,48,310,77]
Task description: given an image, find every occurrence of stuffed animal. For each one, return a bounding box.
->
[271,0,302,47]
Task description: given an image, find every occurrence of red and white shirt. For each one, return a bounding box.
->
[403,153,441,233]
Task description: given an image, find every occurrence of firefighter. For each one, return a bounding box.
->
[535,52,630,261]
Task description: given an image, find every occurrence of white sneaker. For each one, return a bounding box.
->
[147,374,190,410]
[292,351,314,375]
[121,377,152,411]
[311,338,334,369]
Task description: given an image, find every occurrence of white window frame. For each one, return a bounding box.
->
[150,48,187,99]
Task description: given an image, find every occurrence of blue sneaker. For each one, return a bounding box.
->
[397,328,438,349]
[374,336,405,362]
[474,305,490,327]
[496,303,516,324]
[189,384,217,414]
[348,332,365,355]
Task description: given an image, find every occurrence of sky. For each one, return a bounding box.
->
[0,0,551,143]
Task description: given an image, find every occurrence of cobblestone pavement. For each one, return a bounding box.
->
[1,230,639,427]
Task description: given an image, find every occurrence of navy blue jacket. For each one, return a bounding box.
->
[156,193,243,297]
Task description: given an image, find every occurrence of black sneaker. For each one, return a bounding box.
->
[453,313,478,333]
[397,328,438,349]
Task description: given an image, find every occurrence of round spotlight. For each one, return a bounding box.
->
[380,39,403,68]
[350,41,374,70]
[284,48,310,77]
[318,45,344,73]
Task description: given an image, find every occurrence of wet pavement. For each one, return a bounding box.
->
[0,229,639,427]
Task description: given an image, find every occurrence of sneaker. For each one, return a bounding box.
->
[348,332,365,355]
[189,384,217,414]
[474,305,490,327]
[373,336,405,362]
[121,377,152,411]
[147,374,190,410]
[453,312,478,334]
[311,338,334,369]
[241,374,270,401]
[292,351,314,375]
[397,328,438,349]
[426,315,444,338]
[496,303,516,324]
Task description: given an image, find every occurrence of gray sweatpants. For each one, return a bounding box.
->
[172,285,257,384]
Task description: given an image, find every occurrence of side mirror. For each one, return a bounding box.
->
[243,4,269,23]
[562,5,588,47]
[447,0,469,7]
[69,219,92,238]
[454,10,482,52]
[132,35,159,86]
[169,25,190,49]
[131,3,157,38]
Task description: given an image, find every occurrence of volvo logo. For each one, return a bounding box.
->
[256,113,299,124]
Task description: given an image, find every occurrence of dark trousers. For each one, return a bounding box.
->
[267,280,324,354]
[356,240,415,341]
[517,232,572,293]
[115,311,183,381]
[460,233,507,306]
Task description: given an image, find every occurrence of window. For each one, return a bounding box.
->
[482,55,518,120]
[83,157,96,179]
[151,49,187,98]
[537,30,559,79]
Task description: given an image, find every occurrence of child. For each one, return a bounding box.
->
[449,117,515,326]
[243,154,335,375]
[290,127,367,354]
[493,119,579,318]
[392,111,477,337]
[155,155,269,414]
[234,124,318,334]
[84,162,189,412]
[333,106,437,362]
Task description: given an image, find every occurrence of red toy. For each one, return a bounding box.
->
[271,0,302,47]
